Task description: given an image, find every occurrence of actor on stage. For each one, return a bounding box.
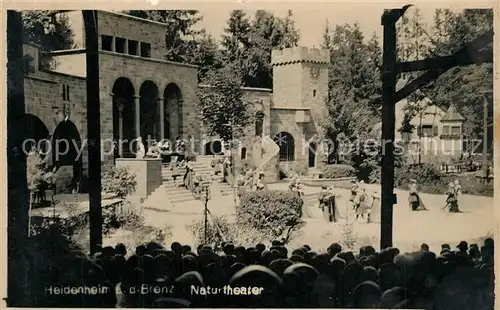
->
[354,181,367,220]
[367,189,381,223]
[445,181,461,212]
[318,186,332,222]
[349,180,358,208]
[408,179,427,211]
[328,185,342,223]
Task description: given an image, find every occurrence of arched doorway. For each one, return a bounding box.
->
[164,83,182,141]
[139,81,160,147]
[22,113,50,156]
[205,140,223,156]
[308,142,317,168]
[112,77,135,158]
[52,120,82,192]
[274,132,295,162]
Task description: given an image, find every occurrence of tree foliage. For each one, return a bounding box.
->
[21,11,74,69]
[321,23,382,163]
[424,9,493,141]
[197,67,252,142]
[220,10,300,88]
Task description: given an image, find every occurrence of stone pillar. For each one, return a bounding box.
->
[117,100,125,158]
[178,99,184,138]
[134,95,141,138]
[158,97,165,141]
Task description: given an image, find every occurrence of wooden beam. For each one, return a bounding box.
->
[83,11,103,255]
[395,31,493,104]
[7,10,31,306]
[397,49,492,72]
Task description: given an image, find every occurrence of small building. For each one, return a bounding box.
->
[395,96,465,164]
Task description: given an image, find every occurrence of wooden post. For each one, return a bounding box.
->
[380,11,398,250]
[83,10,103,255]
[482,92,489,183]
[7,10,32,306]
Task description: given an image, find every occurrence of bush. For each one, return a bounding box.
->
[101,165,137,198]
[237,190,305,244]
[394,163,443,187]
[102,202,145,235]
[186,215,268,250]
[321,164,356,179]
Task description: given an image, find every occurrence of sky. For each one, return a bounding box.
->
[193,3,474,47]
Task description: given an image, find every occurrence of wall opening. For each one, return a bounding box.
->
[102,35,113,51]
[141,42,151,58]
[115,37,126,53]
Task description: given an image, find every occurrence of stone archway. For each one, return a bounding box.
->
[205,140,223,156]
[112,77,135,158]
[164,83,183,141]
[139,80,160,146]
[274,131,295,162]
[22,113,50,156]
[52,119,82,192]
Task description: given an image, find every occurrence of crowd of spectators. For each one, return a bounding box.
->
[40,237,495,308]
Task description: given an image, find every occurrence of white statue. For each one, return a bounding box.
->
[136,137,145,159]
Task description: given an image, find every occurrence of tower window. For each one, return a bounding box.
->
[62,84,70,101]
[140,42,151,58]
[102,35,113,51]
[128,40,138,56]
[313,89,316,97]
[115,37,126,53]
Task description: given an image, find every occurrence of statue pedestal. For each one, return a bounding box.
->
[115,158,162,199]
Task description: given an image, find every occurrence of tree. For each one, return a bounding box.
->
[197,66,252,142]
[424,9,493,141]
[220,10,300,88]
[321,23,382,163]
[21,11,74,69]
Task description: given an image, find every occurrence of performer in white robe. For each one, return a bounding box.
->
[367,189,381,223]
[328,185,343,222]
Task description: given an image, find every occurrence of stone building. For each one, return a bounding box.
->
[22,10,330,191]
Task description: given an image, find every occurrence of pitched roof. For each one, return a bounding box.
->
[442,104,465,121]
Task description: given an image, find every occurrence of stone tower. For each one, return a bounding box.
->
[270,47,330,175]
[271,47,330,110]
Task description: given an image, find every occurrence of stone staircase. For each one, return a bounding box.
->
[142,156,235,210]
